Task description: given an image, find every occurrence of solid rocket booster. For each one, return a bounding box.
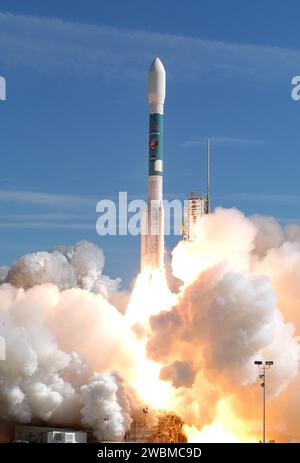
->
[140,57,166,271]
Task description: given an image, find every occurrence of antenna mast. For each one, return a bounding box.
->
[207,137,211,213]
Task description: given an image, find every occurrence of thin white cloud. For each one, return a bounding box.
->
[0,190,95,207]
[181,136,266,148]
[0,190,152,207]
[0,222,95,230]
[0,12,299,80]
[0,212,96,230]
[0,213,95,220]
[0,242,45,249]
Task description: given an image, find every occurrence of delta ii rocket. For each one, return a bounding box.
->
[140,57,166,271]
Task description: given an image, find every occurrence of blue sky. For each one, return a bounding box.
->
[0,0,300,287]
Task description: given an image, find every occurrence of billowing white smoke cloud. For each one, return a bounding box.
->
[147,209,300,439]
[250,215,285,257]
[172,208,257,284]
[5,241,120,298]
[251,214,300,259]
[0,297,82,425]
[0,266,9,284]
[81,373,131,440]
[148,266,299,395]
[0,244,134,441]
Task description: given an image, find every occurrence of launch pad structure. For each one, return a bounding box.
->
[11,410,187,444]
[182,137,211,241]
[125,409,187,443]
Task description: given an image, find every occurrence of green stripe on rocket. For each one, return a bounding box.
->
[148,113,163,176]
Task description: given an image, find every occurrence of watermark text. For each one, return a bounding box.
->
[0,336,6,360]
[0,76,6,101]
[96,192,197,236]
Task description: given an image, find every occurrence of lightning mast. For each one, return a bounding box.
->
[207,137,211,214]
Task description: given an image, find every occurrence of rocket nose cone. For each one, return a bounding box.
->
[148,57,166,112]
[149,57,165,73]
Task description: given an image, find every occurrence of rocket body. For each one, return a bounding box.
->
[140,58,166,271]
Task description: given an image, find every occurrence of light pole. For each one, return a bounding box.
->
[104,415,109,441]
[254,360,273,443]
[142,407,148,442]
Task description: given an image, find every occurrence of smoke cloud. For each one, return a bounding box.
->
[5,241,120,297]
[1,208,300,442]
[0,282,133,440]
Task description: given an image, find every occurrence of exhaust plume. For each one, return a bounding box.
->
[1,208,300,442]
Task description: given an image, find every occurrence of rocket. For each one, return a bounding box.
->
[140,57,166,271]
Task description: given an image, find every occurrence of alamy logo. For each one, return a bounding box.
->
[291,76,300,101]
[0,76,6,101]
[0,336,6,361]
[96,192,187,236]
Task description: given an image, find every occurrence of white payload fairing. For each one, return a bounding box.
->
[140,58,166,271]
